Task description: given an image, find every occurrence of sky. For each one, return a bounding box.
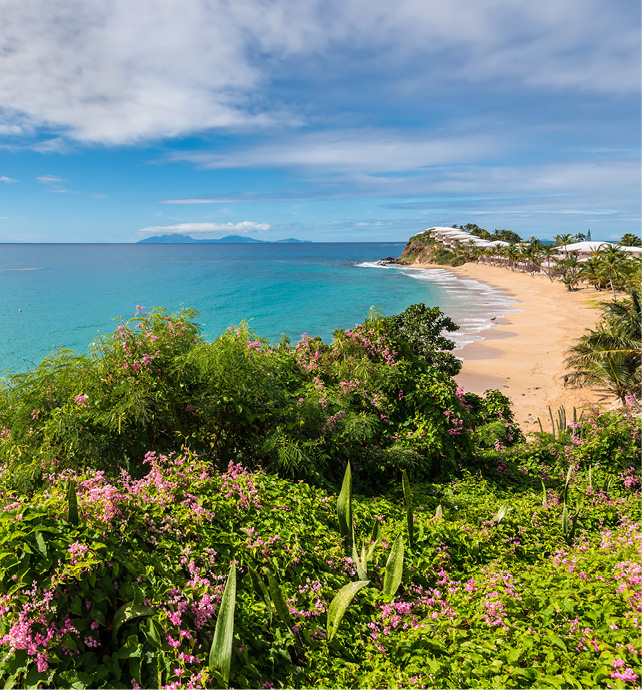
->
[0,0,639,243]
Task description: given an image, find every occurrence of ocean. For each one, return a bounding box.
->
[0,243,516,374]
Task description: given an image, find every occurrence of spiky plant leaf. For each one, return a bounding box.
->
[248,565,272,624]
[366,521,381,561]
[112,601,155,644]
[382,534,404,602]
[326,580,370,642]
[351,528,367,581]
[337,462,353,545]
[67,479,78,526]
[402,470,414,547]
[562,465,574,503]
[562,503,569,534]
[548,406,556,438]
[209,562,236,686]
[266,568,292,631]
[494,502,512,524]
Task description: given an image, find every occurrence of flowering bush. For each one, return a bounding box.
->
[0,450,639,688]
[1,304,640,688]
[0,305,489,490]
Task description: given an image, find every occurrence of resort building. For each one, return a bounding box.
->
[554,240,642,261]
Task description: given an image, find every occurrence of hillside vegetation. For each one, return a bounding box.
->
[0,306,639,689]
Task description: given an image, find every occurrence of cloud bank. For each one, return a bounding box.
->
[0,0,638,145]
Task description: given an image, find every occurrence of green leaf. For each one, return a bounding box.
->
[326,580,370,642]
[67,480,79,526]
[383,533,404,602]
[337,462,353,544]
[435,504,443,518]
[402,470,414,547]
[562,503,569,534]
[208,562,237,687]
[351,529,367,580]
[541,480,547,507]
[266,568,292,631]
[562,464,574,503]
[545,633,568,652]
[111,601,155,644]
[366,521,381,561]
[494,502,511,524]
[248,565,272,624]
[34,531,47,559]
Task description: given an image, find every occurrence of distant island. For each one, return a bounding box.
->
[137,234,311,244]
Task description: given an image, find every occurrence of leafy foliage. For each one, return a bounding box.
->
[0,305,640,688]
[566,289,641,403]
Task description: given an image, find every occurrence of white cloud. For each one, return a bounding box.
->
[170,130,500,174]
[0,1,637,145]
[0,176,17,183]
[138,221,272,235]
[36,175,66,184]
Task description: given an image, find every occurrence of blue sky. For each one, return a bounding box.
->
[0,0,639,243]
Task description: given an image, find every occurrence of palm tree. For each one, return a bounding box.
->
[579,257,605,290]
[505,245,520,271]
[596,245,627,300]
[554,233,575,249]
[539,245,558,282]
[619,233,641,247]
[565,289,641,404]
[554,255,581,286]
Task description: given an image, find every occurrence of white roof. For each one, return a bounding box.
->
[557,241,642,256]
[556,241,609,253]
[486,240,510,247]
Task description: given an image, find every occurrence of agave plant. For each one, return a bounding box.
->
[209,562,237,686]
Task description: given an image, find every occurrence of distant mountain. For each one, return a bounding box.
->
[137,234,311,244]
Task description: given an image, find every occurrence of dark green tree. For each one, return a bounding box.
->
[566,289,641,404]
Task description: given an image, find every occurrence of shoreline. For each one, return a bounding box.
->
[408,261,607,429]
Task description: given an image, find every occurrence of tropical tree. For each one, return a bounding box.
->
[596,245,628,299]
[566,289,641,404]
[539,245,558,282]
[619,233,641,247]
[579,257,606,291]
[554,233,575,249]
[553,255,581,287]
[505,244,521,271]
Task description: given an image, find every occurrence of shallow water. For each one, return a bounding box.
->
[0,243,516,374]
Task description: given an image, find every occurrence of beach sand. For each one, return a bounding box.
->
[411,262,608,429]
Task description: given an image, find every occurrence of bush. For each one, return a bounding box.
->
[0,305,478,491]
[0,454,639,689]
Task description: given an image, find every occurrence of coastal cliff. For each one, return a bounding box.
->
[397,230,468,266]
[397,231,437,264]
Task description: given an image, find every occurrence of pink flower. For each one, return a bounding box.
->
[68,541,89,565]
[74,393,89,408]
[611,668,639,683]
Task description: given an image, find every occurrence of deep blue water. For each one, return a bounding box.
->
[0,243,515,374]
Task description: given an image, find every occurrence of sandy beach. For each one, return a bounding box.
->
[411,262,608,429]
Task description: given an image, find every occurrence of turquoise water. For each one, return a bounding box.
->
[0,243,515,374]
